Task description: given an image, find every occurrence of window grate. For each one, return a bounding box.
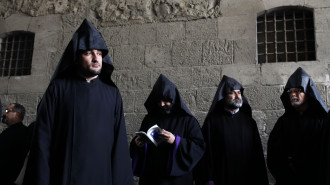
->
[0,31,35,77]
[257,7,315,63]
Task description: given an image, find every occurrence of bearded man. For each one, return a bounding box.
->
[267,67,328,185]
[195,75,269,185]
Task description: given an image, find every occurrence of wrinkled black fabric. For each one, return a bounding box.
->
[23,19,134,185]
[268,67,329,185]
[130,74,205,185]
[0,122,29,185]
[195,75,269,185]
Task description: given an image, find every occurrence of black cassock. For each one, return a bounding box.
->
[23,19,134,185]
[130,74,205,185]
[0,122,29,185]
[267,67,329,185]
[195,75,269,185]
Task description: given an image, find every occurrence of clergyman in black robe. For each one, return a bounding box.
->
[267,67,329,185]
[130,74,205,185]
[0,103,29,185]
[23,19,134,185]
[195,75,269,185]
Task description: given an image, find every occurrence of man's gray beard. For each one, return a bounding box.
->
[290,97,301,108]
[225,98,243,109]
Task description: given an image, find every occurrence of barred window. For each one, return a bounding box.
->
[0,31,35,76]
[257,7,315,63]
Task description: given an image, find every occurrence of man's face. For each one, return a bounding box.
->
[78,50,102,78]
[2,104,19,126]
[288,88,307,108]
[158,100,172,115]
[225,90,243,109]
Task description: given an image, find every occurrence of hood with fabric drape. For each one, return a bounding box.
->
[50,19,115,86]
[280,67,328,117]
[207,75,252,117]
[144,74,193,117]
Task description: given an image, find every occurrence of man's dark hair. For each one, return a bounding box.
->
[12,103,26,121]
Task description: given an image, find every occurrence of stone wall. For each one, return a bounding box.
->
[0,0,330,184]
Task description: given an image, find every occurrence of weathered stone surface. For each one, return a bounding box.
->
[156,22,185,44]
[202,40,233,66]
[113,70,151,90]
[192,66,221,88]
[172,40,203,67]
[120,90,135,113]
[194,111,207,127]
[252,110,267,133]
[179,88,198,112]
[0,0,221,24]
[145,44,172,68]
[233,39,256,65]
[264,109,285,134]
[261,0,305,12]
[113,44,145,70]
[129,24,157,45]
[133,90,150,113]
[152,67,193,89]
[244,86,284,110]
[221,64,260,86]
[327,85,330,108]
[100,26,130,47]
[316,32,330,63]
[218,14,256,40]
[314,8,330,32]
[8,76,49,93]
[196,87,217,112]
[124,113,145,135]
[315,84,328,105]
[186,19,218,40]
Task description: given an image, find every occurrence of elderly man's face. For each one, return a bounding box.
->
[78,49,102,78]
[225,90,243,109]
[288,88,307,108]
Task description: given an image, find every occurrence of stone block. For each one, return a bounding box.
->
[179,88,198,112]
[218,14,256,40]
[192,66,221,88]
[120,90,135,113]
[220,0,265,16]
[234,39,256,65]
[327,85,330,108]
[202,40,233,66]
[113,45,145,70]
[156,22,185,44]
[0,79,9,94]
[129,24,157,45]
[172,40,203,67]
[133,90,150,114]
[8,75,48,93]
[145,44,172,68]
[264,109,285,135]
[124,113,145,135]
[314,8,330,32]
[244,86,284,110]
[221,64,260,86]
[305,0,330,8]
[252,110,267,133]
[196,87,217,112]
[0,94,17,107]
[151,67,193,89]
[100,26,130,47]
[261,0,305,12]
[114,70,151,91]
[315,84,328,105]
[16,93,41,115]
[316,32,330,63]
[194,111,207,127]
[186,19,217,40]
[261,62,329,86]
[4,14,32,31]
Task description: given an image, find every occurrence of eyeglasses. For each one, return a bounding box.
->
[287,88,303,94]
[5,109,16,113]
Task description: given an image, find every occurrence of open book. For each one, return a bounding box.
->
[136,124,162,146]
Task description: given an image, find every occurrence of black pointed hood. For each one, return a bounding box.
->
[144,74,193,116]
[51,19,114,85]
[281,67,328,117]
[207,75,252,116]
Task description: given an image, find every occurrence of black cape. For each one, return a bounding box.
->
[195,75,269,185]
[23,19,134,185]
[130,74,205,185]
[267,67,329,185]
[0,122,29,185]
